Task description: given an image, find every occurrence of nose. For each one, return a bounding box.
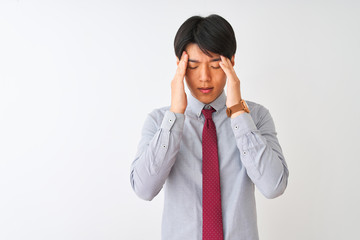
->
[199,65,211,82]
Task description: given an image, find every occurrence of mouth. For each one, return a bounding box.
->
[198,87,213,94]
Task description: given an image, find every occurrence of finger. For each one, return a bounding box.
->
[180,50,186,60]
[176,51,186,64]
[219,56,227,70]
[220,55,231,66]
[176,51,188,76]
[219,55,230,72]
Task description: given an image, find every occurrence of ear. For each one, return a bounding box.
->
[230,55,235,66]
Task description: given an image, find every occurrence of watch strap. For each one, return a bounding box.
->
[226,99,250,117]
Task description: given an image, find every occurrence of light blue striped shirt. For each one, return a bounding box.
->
[130,91,289,240]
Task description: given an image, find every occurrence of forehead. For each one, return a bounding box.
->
[185,43,219,62]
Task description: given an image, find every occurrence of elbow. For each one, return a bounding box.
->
[260,173,289,199]
[133,186,157,201]
[130,171,158,201]
[261,186,286,199]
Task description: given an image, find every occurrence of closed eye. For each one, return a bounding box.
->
[188,66,198,69]
[211,66,221,69]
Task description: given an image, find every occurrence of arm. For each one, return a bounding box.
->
[130,51,189,201]
[219,55,288,199]
[231,107,289,199]
[130,110,184,201]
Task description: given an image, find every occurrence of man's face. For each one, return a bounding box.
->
[179,43,234,104]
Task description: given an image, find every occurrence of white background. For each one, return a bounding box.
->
[1,0,359,239]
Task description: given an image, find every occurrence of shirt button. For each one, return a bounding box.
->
[243,151,247,155]
[234,125,239,129]
[169,119,173,122]
[162,144,166,148]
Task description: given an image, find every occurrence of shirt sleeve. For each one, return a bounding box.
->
[230,107,289,199]
[130,110,185,201]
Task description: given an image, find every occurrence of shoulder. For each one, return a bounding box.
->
[145,105,171,125]
[148,105,171,118]
[244,99,272,127]
[245,99,269,114]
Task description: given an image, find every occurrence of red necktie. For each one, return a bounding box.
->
[202,107,224,240]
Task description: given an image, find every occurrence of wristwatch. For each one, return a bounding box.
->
[226,99,250,117]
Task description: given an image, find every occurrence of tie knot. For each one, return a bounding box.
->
[202,107,216,119]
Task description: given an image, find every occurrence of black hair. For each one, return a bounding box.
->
[174,14,236,60]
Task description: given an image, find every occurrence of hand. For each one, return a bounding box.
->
[170,51,188,114]
[219,55,242,108]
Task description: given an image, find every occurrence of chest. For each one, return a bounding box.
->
[175,115,242,172]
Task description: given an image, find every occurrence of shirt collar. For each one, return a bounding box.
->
[187,90,227,117]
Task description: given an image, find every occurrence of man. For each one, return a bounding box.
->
[130,14,289,240]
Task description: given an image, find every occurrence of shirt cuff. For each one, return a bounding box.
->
[160,110,185,132]
[230,112,257,137]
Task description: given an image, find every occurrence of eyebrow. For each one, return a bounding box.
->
[188,58,221,63]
